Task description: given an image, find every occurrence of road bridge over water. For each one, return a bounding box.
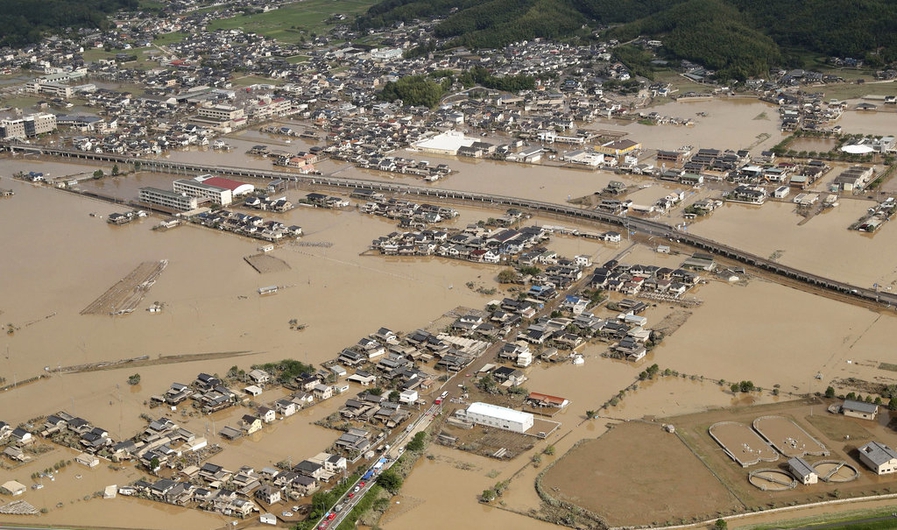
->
[7,143,896,308]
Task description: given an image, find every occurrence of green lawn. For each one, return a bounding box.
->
[653,69,715,94]
[826,520,897,530]
[206,0,379,43]
[0,95,43,110]
[818,80,897,101]
[152,31,189,46]
[138,0,165,11]
[81,47,162,70]
[737,508,897,530]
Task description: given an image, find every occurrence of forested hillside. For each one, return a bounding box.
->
[356,0,897,79]
[0,0,138,47]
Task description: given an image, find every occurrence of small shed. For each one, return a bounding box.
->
[260,512,277,525]
[399,390,419,404]
[1,480,26,496]
[75,452,100,468]
[858,441,897,474]
[788,457,818,484]
[842,399,878,420]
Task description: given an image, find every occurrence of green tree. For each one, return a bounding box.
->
[825,386,836,399]
[388,390,401,403]
[111,164,119,176]
[93,169,104,178]
[497,269,518,283]
[377,469,403,494]
[406,432,426,452]
[378,75,448,108]
[478,374,499,395]
[715,519,728,530]
[481,488,497,502]
[127,373,141,386]
[585,410,597,419]
[519,266,542,276]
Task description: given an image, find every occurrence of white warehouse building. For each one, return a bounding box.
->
[464,402,534,433]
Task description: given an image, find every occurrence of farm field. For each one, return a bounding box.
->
[206,0,380,44]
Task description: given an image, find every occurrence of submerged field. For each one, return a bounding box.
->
[540,420,743,526]
[540,400,897,527]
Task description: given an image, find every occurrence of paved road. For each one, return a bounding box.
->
[316,401,441,530]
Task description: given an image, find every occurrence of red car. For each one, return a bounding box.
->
[327,512,336,521]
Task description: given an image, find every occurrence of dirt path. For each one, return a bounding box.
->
[80,260,167,315]
[50,349,261,374]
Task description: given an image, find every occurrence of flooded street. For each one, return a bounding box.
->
[1,98,896,528]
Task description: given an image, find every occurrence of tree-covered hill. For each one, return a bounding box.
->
[356,0,897,78]
[0,0,138,47]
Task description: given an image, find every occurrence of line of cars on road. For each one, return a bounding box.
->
[318,482,366,529]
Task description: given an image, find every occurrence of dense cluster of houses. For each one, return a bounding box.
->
[2,0,894,176]
[855,196,896,233]
[354,156,453,181]
[589,259,704,297]
[371,222,551,261]
[193,210,303,241]
[119,447,350,517]
[356,193,459,230]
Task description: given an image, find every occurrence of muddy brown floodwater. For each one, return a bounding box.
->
[1,99,896,529]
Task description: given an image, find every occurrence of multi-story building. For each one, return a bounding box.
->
[172,179,233,206]
[139,187,200,211]
[0,112,57,139]
[197,104,244,122]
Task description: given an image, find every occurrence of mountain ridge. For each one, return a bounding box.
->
[356,0,897,80]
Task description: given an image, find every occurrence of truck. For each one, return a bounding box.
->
[434,390,448,405]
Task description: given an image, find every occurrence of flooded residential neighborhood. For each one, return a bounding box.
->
[2,2,897,529]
